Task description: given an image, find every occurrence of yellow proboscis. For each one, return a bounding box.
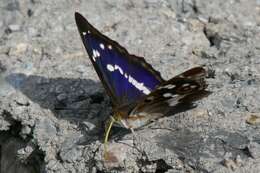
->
[104,116,116,159]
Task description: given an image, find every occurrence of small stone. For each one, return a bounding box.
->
[246,113,260,125]
[14,96,29,106]
[188,19,205,31]
[8,24,21,32]
[141,162,156,173]
[20,125,32,136]
[82,121,96,131]
[59,147,82,163]
[9,43,28,56]
[57,93,67,101]
[223,158,237,171]
[192,108,209,119]
[247,142,260,159]
[235,155,243,167]
[102,141,133,169]
[17,145,34,162]
[0,117,11,131]
[55,85,64,94]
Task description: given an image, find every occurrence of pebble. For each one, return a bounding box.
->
[20,125,32,136]
[55,85,64,94]
[14,96,29,106]
[223,158,237,171]
[57,93,67,101]
[192,108,209,119]
[17,145,34,161]
[0,117,11,131]
[8,43,28,56]
[82,121,96,131]
[247,142,260,159]
[59,147,82,163]
[246,113,260,125]
[8,24,21,32]
[235,155,243,167]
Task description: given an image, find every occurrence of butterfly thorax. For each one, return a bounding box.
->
[112,106,152,129]
[111,103,151,129]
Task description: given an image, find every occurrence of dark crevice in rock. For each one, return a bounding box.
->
[155,159,173,173]
[0,62,6,73]
[137,154,173,173]
[0,112,45,173]
[89,92,105,104]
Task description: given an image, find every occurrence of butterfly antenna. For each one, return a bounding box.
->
[104,116,116,159]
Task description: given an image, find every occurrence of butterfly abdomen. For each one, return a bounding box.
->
[119,112,155,129]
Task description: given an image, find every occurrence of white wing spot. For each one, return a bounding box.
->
[92,50,96,57]
[82,32,86,35]
[128,75,150,95]
[167,94,184,106]
[158,84,175,90]
[92,56,96,62]
[107,64,115,71]
[87,30,91,34]
[190,85,197,89]
[165,84,176,89]
[100,43,105,50]
[105,63,151,95]
[92,49,101,61]
[168,99,178,106]
[108,45,112,49]
[163,93,173,98]
[182,83,190,87]
[96,50,100,57]
[115,65,123,75]
[157,86,164,90]
[143,89,151,95]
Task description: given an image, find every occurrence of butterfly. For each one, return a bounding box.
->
[75,12,209,145]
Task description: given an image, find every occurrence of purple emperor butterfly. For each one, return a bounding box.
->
[75,12,209,149]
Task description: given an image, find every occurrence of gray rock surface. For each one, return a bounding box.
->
[0,0,260,172]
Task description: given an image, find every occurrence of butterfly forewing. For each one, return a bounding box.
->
[75,13,164,106]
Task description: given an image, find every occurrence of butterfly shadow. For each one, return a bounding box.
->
[5,73,112,144]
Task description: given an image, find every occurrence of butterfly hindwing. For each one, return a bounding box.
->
[123,67,208,129]
[75,13,164,106]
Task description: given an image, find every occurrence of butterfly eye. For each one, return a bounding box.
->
[176,83,198,94]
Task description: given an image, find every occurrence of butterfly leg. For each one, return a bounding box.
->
[130,128,141,150]
[130,128,137,138]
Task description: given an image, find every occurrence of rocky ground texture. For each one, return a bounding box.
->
[0,0,260,172]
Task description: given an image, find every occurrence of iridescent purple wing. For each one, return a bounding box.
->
[75,12,164,106]
[120,67,209,129]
